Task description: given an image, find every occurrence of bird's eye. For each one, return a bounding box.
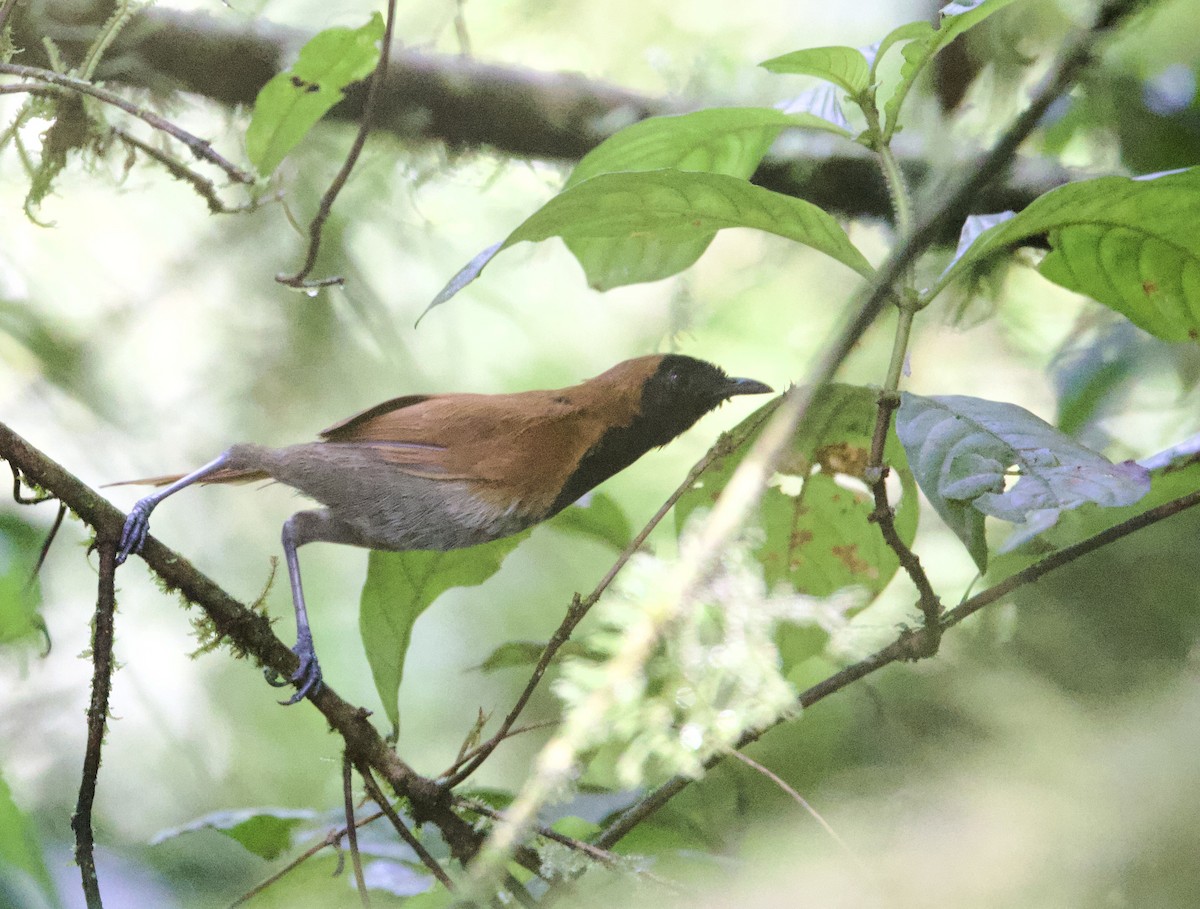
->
[667,369,681,383]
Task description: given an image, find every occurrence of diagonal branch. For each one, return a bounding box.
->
[0,421,486,867]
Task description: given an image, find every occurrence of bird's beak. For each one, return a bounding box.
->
[723,376,774,398]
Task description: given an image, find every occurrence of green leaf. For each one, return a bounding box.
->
[883,0,1019,138]
[152,808,315,860]
[426,169,873,313]
[550,492,632,549]
[361,534,526,731]
[0,515,48,649]
[941,168,1200,341]
[245,14,384,174]
[896,392,1151,572]
[676,385,918,606]
[565,107,801,189]
[562,108,840,287]
[869,20,934,82]
[760,46,871,95]
[0,774,54,908]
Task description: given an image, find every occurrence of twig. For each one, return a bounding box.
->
[229,812,388,907]
[356,762,457,891]
[727,749,861,867]
[441,721,557,779]
[0,62,254,185]
[596,484,1200,848]
[110,126,253,215]
[11,463,53,504]
[0,422,489,871]
[867,392,942,644]
[343,752,371,908]
[444,401,779,788]
[588,0,1150,853]
[71,537,118,909]
[276,0,398,288]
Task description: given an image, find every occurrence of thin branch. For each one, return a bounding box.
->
[356,762,456,892]
[229,813,387,907]
[0,422,489,870]
[343,752,371,909]
[0,62,255,185]
[596,484,1200,848]
[110,126,253,215]
[441,721,557,779]
[591,0,1150,853]
[727,749,860,867]
[277,0,398,288]
[867,392,942,639]
[71,537,118,909]
[30,500,67,583]
[444,401,779,788]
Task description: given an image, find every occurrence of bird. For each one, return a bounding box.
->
[113,354,773,704]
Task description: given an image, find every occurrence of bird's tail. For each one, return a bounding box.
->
[104,468,271,488]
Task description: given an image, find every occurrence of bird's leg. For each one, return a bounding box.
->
[266,511,325,704]
[116,451,237,565]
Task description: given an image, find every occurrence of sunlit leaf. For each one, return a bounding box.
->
[565,107,800,189]
[426,169,873,313]
[760,46,871,95]
[152,808,316,860]
[896,392,1151,571]
[246,14,384,174]
[883,0,1019,137]
[0,774,53,907]
[0,515,47,649]
[361,534,526,732]
[941,168,1200,341]
[676,384,917,664]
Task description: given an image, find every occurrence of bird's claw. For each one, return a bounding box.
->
[115,501,152,566]
[265,635,323,705]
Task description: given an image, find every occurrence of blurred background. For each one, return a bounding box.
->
[4,0,1200,905]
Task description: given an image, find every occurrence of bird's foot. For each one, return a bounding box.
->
[265,632,323,705]
[115,500,153,565]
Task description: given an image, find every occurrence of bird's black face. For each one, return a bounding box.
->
[639,354,773,444]
[546,354,772,517]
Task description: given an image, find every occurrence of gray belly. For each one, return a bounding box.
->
[250,442,536,551]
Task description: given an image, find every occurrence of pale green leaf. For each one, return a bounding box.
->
[426,169,873,313]
[760,46,871,95]
[676,385,918,645]
[896,393,1151,571]
[361,535,526,731]
[941,168,1200,341]
[245,14,384,174]
[883,0,1019,138]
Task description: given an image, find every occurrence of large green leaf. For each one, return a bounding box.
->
[882,0,1019,138]
[360,534,525,732]
[426,169,873,313]
[359,493,628,730]
[941,168,1200,341]
[0,774,54,909]
[677,385,917,601]
[245,14,384,174]
[564,107,806,189]
[896,392,1151,572]
[759,46,871,96]
[676,385,916,673]
[561,108,846,288]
